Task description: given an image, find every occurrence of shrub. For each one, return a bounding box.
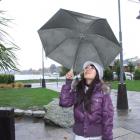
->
[14,82,24,88]
[103,67,113,81]
[134,68,140,80]
[0,74,15,84]
[7,74,15,84]
[0,83,14,88]
[0,82,24,89]
[0,84,5,88]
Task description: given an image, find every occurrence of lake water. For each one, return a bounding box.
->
[15,74,64,80]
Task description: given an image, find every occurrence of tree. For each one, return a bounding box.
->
[49,64,57,74]
[114,59,126,81]
[0,10,19,72]
[134,68,140,80]
[60,66,70,76]
[114,59,120,80]
[103,67,113,81]
[128,62,135,73]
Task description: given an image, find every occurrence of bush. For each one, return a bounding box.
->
[134,68,140,80]
[103,67,113,81]
[0,74,15,84]
[14,82,24,88]
[7,74,15,83]
[0,83,14,88]
[0,84,5,88]
[0,82,24,89]
[60,66,70,76]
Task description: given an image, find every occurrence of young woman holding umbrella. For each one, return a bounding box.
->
[59,61,114,140]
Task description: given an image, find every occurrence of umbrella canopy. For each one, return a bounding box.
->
[38,9,121,73]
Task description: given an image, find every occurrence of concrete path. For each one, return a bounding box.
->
[15,82,140,140]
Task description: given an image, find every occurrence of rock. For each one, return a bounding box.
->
[32,110,45,118]
[44,98,74,128]
[24,110,33,116]
[44,118,60,126]
[14,109,24,116]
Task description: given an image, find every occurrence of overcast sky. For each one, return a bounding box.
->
[1,0,140,70]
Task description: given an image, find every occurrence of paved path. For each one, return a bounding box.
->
[15,82,140,140]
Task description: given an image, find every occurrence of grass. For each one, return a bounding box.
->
[0,88,58,109]
[16,79,42,83]
[110,80,140,92]
[0,80,140,109]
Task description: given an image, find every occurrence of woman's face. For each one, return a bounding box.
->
[83,64,97,80]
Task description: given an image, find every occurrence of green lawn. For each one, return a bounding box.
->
[0,80,140,109]
[111,80,140,92]
[0,88,58,109]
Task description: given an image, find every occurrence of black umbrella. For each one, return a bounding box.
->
[38,9,121,73]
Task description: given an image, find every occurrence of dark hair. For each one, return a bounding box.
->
[75,68,101,112]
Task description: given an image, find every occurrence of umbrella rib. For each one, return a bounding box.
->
[86,34,121,67]
[46,37,76,56]
[87,34,120,48]
[72,39,82,71]
[86,18,106,32]
[85,19,119,45]
[64,10,80,23]
[88,40,104,67]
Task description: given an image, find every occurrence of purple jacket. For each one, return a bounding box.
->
[59,79,114,140]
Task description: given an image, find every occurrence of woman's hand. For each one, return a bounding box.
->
[66,70,74,80]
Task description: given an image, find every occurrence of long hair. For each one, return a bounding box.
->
[75,68,101,112]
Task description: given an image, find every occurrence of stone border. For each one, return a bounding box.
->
[14,108,45,118]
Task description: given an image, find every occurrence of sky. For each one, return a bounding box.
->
[1,0,140,70]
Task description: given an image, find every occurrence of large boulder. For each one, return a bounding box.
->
[44,98,74,128]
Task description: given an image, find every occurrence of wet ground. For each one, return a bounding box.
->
[15,117,74,140]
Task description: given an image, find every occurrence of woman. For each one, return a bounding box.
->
[59,61,114,140]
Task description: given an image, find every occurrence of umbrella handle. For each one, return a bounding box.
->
[70,67,73,73]
[70,65,74,73]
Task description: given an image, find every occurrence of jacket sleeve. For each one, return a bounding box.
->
[102,94,114,140]
[59,79,75,107]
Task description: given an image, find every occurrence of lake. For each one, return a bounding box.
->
[15,74,64,80]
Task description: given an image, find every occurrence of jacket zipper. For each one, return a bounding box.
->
[83,101,87,137]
